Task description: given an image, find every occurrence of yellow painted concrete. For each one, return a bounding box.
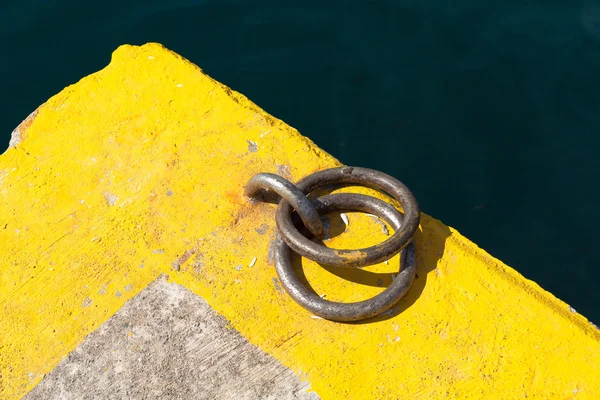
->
[1,43,598,399]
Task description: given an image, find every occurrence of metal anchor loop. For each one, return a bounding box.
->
[276,167,420,267]
[245,166,420,322]
[274,193,417,322]
[244,173,324,238]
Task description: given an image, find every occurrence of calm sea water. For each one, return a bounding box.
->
[1,1,599,322]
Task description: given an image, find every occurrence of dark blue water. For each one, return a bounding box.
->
[2,1,599,322]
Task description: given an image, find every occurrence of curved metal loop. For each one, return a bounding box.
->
[244,173,324,238]
[246,166,420,322]
[276,166,420,267]
[274,193,416,322]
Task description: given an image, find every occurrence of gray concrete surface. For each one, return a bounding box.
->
[27,276,319,400]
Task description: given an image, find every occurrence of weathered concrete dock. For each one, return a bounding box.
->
[1,43,598,399]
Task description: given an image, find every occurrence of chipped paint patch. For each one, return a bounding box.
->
[192,253,205,271]
[247,140,258,152]
[248,256,257,268]
[103,191,118,206]
[254,223,269,235]
[171,248,196,271]
[276,164,292,179]
[7,109,40,150]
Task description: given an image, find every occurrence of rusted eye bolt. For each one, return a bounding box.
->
[245,173,325,238]
[245,166,420,322]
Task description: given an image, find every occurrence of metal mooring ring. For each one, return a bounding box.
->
[274,193,416,322]
[276,167,420,267]
[244,173,324,238]
[245,166,420,321]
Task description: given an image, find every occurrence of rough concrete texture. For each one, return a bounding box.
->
[27,276,318,400]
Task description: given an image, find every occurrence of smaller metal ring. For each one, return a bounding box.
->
[276,167,420,267]
[245,173,324,238]
[274,193,416,322]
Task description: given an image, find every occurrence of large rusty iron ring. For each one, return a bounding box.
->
[276,167,419,267]
[245,166,420,321]
[273,193,416,322]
